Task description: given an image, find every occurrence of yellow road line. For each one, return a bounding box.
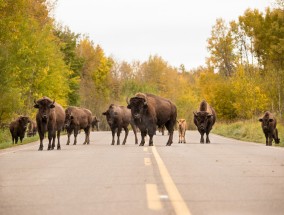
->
[146,184,162,211]
[144,157,151,166]
[151,146,192,215]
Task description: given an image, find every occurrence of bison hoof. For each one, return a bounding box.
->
[57,146,61,150]
[66,143,69,145]
[111,143,114,145]
[139,143,145,146]
[38,147,43,151]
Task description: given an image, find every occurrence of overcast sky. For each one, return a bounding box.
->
[54,0,272,70]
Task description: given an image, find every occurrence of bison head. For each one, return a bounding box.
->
[64,110,73,128]
[34,97,55,122]
[127,96,147,120]
[102,105,118,126]
[259,117,274,131]
[19,116,30,130]
[193,111,212,132]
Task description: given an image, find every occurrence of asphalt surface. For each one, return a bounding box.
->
[0,130,284,215]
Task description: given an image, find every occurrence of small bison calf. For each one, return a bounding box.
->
[177,119,187,143]
[259,111,280,146]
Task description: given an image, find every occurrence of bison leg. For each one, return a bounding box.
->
[165,123,174,146]
[85,126,91,144]
[200,131,205,144]
[206,132,210,144]
[117,127,123,145]
[122,127,129,145]
[149,135,154,146]
[111,129,116,145]
[15,136,19,144]
[74,128,79,145]
[66,132,71,145]
[139,130,147,146]
[51,132,56,150]
[47,131,54,150]
[265,134,269,146]
[274,129,280,144]
[57,130,61,150]
[38,132,44,151]
[268,136,273,146]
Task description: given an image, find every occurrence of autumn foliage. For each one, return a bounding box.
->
[0,0,283,130]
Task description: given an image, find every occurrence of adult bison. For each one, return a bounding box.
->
[65,106,92,145]
[9,116,30,144]
[34,97,65,150]
[91,116,100,131]
[27,120,37,137]
[259,111,280,146]
[193,100,216,144]
[177,119,187,143]
[102,104,138,145]
[127,93,177,146]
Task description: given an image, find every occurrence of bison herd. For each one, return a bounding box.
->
[9,93,280,150]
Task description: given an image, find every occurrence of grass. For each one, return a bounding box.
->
[0,129,39,150]
[212,120,284,147]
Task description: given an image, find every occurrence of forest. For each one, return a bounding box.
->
[0,0,283,136]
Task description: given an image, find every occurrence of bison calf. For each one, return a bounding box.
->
[91,116,100,131]
[259,111,280,146]
[102,104,138,145]
[9,116,30,144]
[27,120,37,137]
[178,119,187,143]
[193,100,216,144]
[65,106,92,145]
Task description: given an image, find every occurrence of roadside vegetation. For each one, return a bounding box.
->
[0,129,39,150]
[212,120,284,147]
[0,0,283,148]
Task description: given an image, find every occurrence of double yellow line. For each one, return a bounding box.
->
[145,146,192,215]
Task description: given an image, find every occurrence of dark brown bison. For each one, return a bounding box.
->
[193,100,216,144]
[27,120,37,137]
[127,93,177,146]
[177,119,187,143]
[65,106,92,145]
[102,104,138,145]
[34,97,65,151]
[259,111,280,146]
[9,116,30,144]
[91,116,100,131]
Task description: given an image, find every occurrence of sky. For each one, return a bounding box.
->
[54,0,272,70]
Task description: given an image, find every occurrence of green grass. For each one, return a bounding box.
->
[212,120,284,147]
[0,129,39,150]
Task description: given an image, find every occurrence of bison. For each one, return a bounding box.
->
[177,119,187,143]
[91,116,100,131]
[193,100,216,144]
[9,116,30,144]
[65,106,92,145]
[102,104,138,145]
[127,93,177,146]
[259,111,280,146]
[27,120,37,137]
[34,97,65,150]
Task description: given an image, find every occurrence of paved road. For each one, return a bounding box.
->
[1,131,284,215]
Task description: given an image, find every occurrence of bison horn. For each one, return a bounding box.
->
[126,97,130,105]
[52,99,55,105]
[34,99,37,105]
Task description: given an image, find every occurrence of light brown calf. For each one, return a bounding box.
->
[178,119,187,143]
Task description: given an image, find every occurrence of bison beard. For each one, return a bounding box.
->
[127,93,177,146]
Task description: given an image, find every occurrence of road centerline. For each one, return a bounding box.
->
[151,146,192,215]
